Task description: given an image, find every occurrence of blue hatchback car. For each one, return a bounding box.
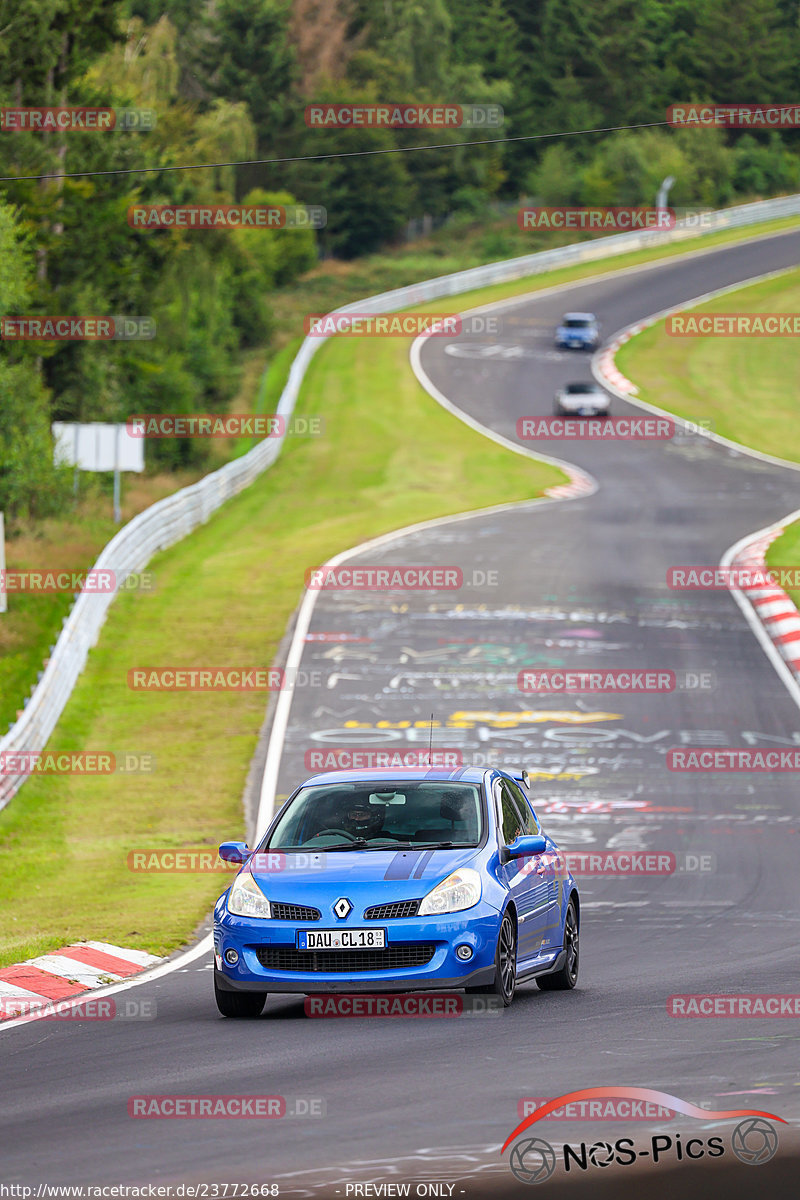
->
[213,767,580,1017]
[555,311,600,350]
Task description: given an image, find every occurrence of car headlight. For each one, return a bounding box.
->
[227,872,271,918]
[418,868,481,916]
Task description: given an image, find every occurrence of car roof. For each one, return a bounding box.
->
[298,766,491,788]
[561,311,597,321]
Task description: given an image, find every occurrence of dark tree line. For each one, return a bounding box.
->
[1,0,798,518]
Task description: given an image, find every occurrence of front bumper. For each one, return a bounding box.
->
[555,404,610,417]
[214,903,502,995]
[556,335,597,349]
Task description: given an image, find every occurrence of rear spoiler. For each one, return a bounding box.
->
[510,770,532,790]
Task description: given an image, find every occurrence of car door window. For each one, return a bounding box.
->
[505,778,541,836]
[496,781,526,845]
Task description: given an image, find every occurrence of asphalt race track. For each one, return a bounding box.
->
[3,230,800,1197]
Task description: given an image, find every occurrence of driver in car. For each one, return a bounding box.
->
[341,798,387,840]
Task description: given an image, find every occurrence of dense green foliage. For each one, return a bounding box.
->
[1,0,799,517]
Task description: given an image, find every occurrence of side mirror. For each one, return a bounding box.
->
[505,834,547,860]
[219,841,250,865]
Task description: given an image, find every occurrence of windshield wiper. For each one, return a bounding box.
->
[321,838,370,851]
[362,840,459,850]
[364,840,456,849]
[271,839,462,852]
[365,840,416,849]
[323,839,418,850]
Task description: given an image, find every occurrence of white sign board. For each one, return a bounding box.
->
[52,422,144,473]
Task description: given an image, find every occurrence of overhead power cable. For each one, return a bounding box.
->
[0,120,672,184]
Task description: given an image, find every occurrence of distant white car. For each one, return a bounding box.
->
[555,312,600,350]
[553,381,610,418]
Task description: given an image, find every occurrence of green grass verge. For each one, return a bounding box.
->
[765,520,800,617]
[617,267,800,462]
[616,252,800,636]
[0,472,198,733]
[2,212,798,967]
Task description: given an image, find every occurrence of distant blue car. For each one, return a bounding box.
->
[213,767,580,1017]
[555,311,600,350]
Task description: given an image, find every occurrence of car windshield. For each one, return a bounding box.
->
[564,383,598,394]
[266,781,484,850]
[564,317,592,328]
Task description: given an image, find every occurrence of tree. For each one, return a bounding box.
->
[200,0,296,143]
[681,0,796,105]
[289,0,356,94]
[295,118,413,257]
[0,201,70,522]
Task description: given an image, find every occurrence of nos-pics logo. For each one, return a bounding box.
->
[503,1087,782,1184]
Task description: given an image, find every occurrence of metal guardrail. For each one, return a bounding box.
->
[1,192,798,811]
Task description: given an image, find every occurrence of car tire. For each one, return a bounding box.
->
[537,899,579,991]
[214,973,267,1018]
[465,909,517,1007]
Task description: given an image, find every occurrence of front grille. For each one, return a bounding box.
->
[364,900,421,920]
[270,902,321,922]
[255,944,436,973]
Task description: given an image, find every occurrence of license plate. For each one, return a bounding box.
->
[297,928,386,950]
